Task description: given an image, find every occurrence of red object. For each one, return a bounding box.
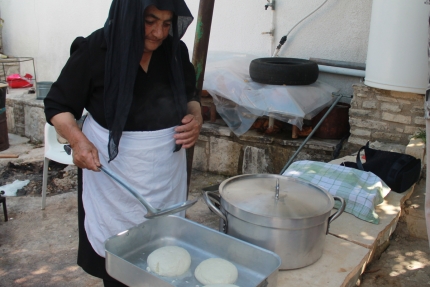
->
[6,74,33,88]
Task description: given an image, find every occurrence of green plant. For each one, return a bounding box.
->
[414,129,426,144]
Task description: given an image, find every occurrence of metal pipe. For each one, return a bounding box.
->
[318,65,365,78]
[279,93,348,174]
[310,57,365,70]
[187,0,216,190]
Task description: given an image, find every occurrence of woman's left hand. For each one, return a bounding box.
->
[174,113,202,148]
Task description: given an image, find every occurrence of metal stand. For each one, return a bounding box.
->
[0,57,36,82]
[280,93,352,174]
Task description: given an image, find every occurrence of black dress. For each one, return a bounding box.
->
[44,28,197,279]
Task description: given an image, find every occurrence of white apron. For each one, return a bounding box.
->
[82,114,187,256]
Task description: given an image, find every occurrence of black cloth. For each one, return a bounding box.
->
[44,29,198,131]
[103,0,193,161]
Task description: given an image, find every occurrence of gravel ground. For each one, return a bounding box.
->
[0,164,429,286]
[358,221,430,287]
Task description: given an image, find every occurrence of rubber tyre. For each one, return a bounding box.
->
[249,57,319,85]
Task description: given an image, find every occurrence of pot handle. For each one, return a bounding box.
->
[327,196,346,234]
[202,191,227,223]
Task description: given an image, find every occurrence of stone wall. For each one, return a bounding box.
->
[5,90,352,176]
[348,84,425,148]
[192,122,350,176]
[6,91,45,143]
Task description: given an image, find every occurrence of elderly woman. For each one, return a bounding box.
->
[44,0,201,286]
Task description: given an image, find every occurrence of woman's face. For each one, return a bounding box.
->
[144,5,173,53]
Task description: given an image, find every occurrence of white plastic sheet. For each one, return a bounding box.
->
[202,53,339,136]
[1,180,30,196]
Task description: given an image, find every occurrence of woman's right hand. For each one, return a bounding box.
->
[70,137,101,171]
[50,112,101,171]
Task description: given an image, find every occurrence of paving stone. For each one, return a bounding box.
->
[277,235,370,287]
[328,185,415,249]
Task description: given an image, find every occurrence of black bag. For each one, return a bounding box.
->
[343,142,421,193]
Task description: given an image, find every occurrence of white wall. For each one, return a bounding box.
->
[0,0,372,95]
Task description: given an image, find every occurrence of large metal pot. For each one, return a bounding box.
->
[202,174,345,270]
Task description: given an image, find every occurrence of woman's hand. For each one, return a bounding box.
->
[51,112,101,171]
[70,137,101,171]
[174,101,202,148]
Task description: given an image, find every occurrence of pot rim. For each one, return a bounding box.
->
[219,174,335,229]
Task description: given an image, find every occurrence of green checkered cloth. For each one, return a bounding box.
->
[283,160,391,224]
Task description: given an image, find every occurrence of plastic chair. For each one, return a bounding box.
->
[41,123,74,209]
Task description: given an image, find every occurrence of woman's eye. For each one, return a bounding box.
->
[145,20,154,25]
[163,22,171,28]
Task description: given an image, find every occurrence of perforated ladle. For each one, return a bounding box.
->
[99,166,197,219]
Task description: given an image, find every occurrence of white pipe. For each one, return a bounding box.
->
[269,0,275,56]
[318,65,365,78]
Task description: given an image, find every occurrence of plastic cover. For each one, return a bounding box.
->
[202,53,339,136]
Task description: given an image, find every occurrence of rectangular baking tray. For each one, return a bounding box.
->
[105,215,281,287]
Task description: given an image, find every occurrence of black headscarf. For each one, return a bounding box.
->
[103,0,193,161]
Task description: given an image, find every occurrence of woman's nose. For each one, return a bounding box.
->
[152,24,163,38]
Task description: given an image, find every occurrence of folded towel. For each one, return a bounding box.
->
[283,160,391,224]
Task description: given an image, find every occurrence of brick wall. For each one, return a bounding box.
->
[348,84,425,148]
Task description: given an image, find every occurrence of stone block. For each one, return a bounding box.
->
[24,105,45,143]
[411,106,425,114]
[353,83,369,92]
[380,102,401,112]
[197,134,209,142]
[349,118,388,130]
[349,108,372,117]
[376,95,398,103]
[356,93,368,98]
[10,102,25,135]
[391,91,424,101]
[348,136,368,146]
[395,128,404,133]
[350,100,359,108]
[242,146,272,174]
[372,132,402,142]
[201,122,232,137]
[193,138,210,172]
[267,145,291,173]
[414,116,425,126]
[208,137,242,176]
[405,138,425,161]
[278,139,336,151]
[381,112,411,124]
[238,130,274,144]
[404,126,421,135]
[6,106,14,133]
[350,128,371,137]
[362,101,377,109]
[397,99,411,105]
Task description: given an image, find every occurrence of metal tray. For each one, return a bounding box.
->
[105,215,281,287]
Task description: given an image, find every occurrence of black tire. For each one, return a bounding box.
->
[249,57,319,85]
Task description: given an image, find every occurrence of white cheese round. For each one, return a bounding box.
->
[194,258,238,285]
[147,246,191,277]
[204,284,240,287]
